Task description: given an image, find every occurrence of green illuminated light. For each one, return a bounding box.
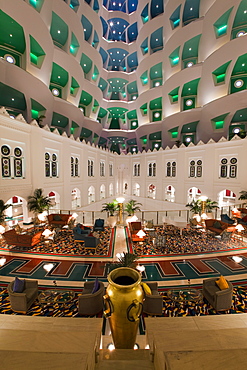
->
[144,16,149,22]
[70,87,74,94]
[30,0,37,7]
[215,120,224,129]
[171,131,178,138]
[172,57,179,64]
[173,19,180,26]
[143,138,147,143]
[217,24,227,36]
[218,25,227,32]
[31,109,39,119]
[216,73,226,83]
[30,53,38,64]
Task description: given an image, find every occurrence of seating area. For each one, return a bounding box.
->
[202,276,233,311]
[73,224,100,248]
[3,228,42,249]
[47,214,71,228]
[8,278,39,314]
[204,219,230,235]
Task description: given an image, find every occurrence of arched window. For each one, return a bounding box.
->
[189,159,202,177]
[1,145,24,179]
[134,163,140,176]
[166,162,171,177]
[71,157,75,177]
[1,145,11,178]
[172,161,176,177]
[71,157,79,177]
[148,162,156,176]
[220,157,237,178]
[100,161,105,176]
[88,159,94,177]
[109,163,113,176]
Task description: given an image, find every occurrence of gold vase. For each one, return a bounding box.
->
[104,267,144,349]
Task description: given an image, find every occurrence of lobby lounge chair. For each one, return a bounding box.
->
[203,277,233,311]
[143,282,163,316]
[78,281,105,315]
[8,279,38,314]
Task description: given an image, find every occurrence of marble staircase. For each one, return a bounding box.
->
[95,349,155,369]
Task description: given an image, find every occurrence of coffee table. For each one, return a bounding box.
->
[167,288,203,303]
[38,289,75,306]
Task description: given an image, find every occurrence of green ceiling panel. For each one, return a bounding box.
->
[211,113,229,129]
[169,46,180,66]
[149,131,161,140]
[50,12,68,47]
[231,53,247,75]
[150,63,163,80]
[71,77,80,89]
[231,108,247,122]
[232,1,247,28]
[80,90,93,106]
[214,7,233,37]
[168,127,179,138]
[0,10,26,54]
[140,71,148,85]
[181,78,200,96]
[98,78,108,92]
[80,127,92,138]
[98,107,108,118]
[50,63,68,87]
[182,34,201,60]
[107,107,128,118]
[80,54,93,74]
[127,110,137,119]
[168,86,180,103]
[99,137,107,145]
[149,97,162,110]
[81,15,93,42]
[51,112,69,128]
[170,5,181,28]
[0,83,26,111]
[127,81,138,94]
[92,66,99,81]
[29,0,44,12]
[141,37,148,54]
[31,98,46,118]
[109,118,120,129]
[127,138,137,145]
[70,32,80,55]
[30,35,45,59]
[72,121,79,128]
[212,61,231,84]
[181,121,199,133]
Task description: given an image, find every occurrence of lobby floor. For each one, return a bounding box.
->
[0,226,247,289]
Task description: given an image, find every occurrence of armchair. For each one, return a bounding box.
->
[93,218,105,232]
[203,277,233,311]
[8,279,38,313]
[143,282,163,315]
[220,214,235,225]
[78,281,105,315]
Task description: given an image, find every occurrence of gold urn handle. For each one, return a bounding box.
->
[103,294,114,318]
[127,299,143,322]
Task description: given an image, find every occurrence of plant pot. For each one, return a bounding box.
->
[104,267,144,349]
[106,215,117,228]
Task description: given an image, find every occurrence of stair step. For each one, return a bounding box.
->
[96,349,155,370]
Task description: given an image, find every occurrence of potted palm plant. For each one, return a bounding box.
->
[101,201,118,227]
[107,252,140,272]
[125,199,142,224]
[0,199,11,227]
[186,199,202,215]
[27,188,51,224]
[204,199,218,218]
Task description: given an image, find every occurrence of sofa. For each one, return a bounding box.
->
[78,280,105,315]
[3,229,42,249]
[47,214,70,227]
[8,279,39,313]
[203,277,233,311]
[73,226,100,248]
[205,219,229,235]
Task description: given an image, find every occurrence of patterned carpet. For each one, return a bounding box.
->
[0,228,114,257]
[131,225,247,256]
[1,285,247,318]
